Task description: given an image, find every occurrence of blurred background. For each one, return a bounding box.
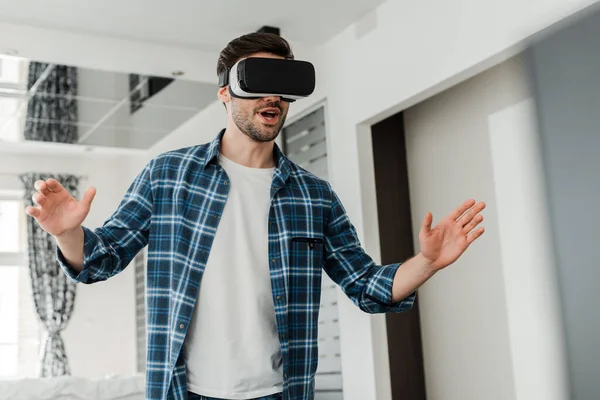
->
[0,0,599,399]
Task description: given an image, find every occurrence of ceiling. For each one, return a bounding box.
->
[0,0,387,154]
[0,0,386,50]
[0,55,216,151]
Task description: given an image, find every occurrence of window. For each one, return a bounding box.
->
[0,195,42,377]
[281,106,329,180]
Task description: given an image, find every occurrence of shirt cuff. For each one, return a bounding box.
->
[56,245,89,283]
[55,226,101,283]
[365,263,416,312]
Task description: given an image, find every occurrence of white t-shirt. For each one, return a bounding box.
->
[184,153,283,399]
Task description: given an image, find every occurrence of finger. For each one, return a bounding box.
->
[457,201,487,226]
[45,178,64,193]
[81,187,96,210]
[34,180,51,196]
[25,206,41,219]
[450,199,477,221]
[421,212,433,234]
[463,214,484,233]
[32,192,46,206]
[466,227,485,243]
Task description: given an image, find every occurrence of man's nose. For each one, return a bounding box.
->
[262,95,281,103]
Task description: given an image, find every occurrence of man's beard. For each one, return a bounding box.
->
[232,102,287,143]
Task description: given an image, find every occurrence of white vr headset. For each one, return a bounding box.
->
[218,57,316,102]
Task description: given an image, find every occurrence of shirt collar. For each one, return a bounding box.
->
[203,129,292,180]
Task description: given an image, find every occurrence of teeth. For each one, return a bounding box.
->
[260,110,278,120]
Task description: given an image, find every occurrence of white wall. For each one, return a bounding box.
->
[403,55,567,400]
[488,99,569,400]
[525,7,600,396]
[0,151,139,379]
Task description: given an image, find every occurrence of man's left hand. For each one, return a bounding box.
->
[419,199,486,271]
[390,199,486,303]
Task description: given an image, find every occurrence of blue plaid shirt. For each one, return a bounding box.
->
[58,130,415,400]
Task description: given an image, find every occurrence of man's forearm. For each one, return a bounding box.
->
[391,253,437,302]
[55,226,85,272]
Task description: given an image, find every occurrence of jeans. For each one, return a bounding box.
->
[187,391,282,400]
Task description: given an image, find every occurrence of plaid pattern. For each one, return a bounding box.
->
[57,130,415,400]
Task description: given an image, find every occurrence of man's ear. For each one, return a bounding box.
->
[217,86,230,104]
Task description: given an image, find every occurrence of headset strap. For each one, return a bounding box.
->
[218,69,229,87]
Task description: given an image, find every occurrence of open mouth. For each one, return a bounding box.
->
[257,108,281,123]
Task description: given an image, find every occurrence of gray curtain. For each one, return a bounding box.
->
[24,62,78,143]
[19,173,79,377]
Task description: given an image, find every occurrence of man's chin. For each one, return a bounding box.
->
[245,127,281,143]
[258,121,284,138]
[258,132,280,143]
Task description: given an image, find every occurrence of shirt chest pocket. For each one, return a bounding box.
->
[288,237,325,306]
[289,237,325,269]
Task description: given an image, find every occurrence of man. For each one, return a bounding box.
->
[25,33,485,400]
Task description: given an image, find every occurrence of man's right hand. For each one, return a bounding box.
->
[25,178,96,237]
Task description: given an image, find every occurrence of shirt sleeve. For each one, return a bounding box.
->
[57,161,154,284]
[322,184,416,314]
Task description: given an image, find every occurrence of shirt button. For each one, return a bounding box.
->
[224,181,229,185]
[179,323,185,330]
[281,334,285,340]
[276,295,282,300]
[272,258,277,263]
[284,373,288,379]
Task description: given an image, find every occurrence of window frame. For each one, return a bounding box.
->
[0,189,42,378]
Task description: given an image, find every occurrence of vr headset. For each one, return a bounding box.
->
[218,57,316,102]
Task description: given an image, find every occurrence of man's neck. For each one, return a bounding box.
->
[220,126,276,169]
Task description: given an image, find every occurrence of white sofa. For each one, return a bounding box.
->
[0,374,145,400]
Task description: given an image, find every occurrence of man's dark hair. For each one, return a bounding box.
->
[217,32,295,77]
